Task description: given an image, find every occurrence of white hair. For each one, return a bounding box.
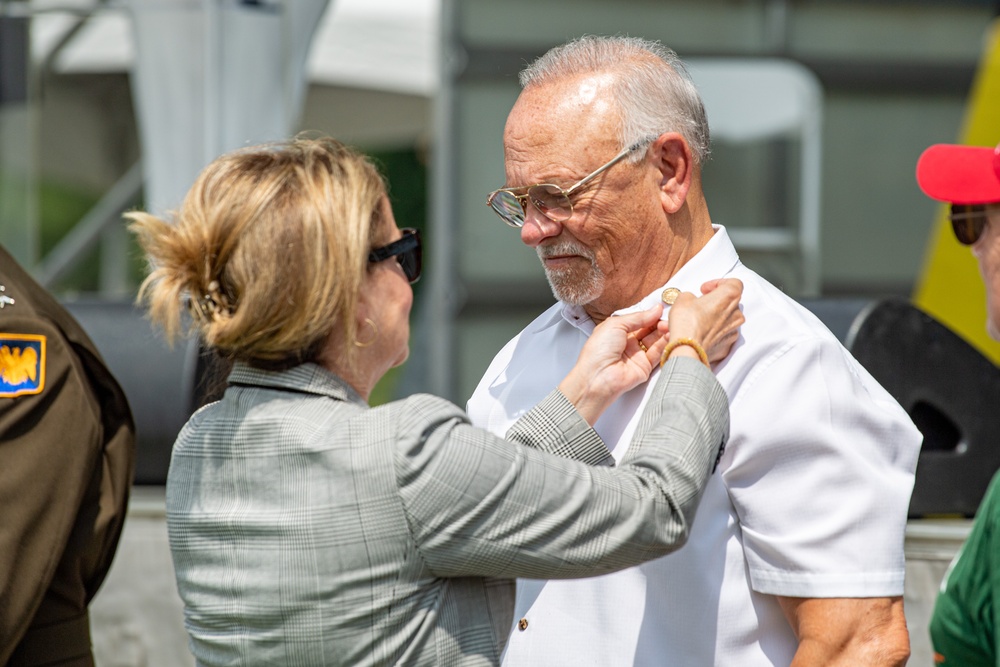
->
[519,35,711,165]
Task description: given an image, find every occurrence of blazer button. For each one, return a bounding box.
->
[518,618,528,631]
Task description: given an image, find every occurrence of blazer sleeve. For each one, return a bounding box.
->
[0,316,103,662]
[394,356,729,580]
[504,389,615,466]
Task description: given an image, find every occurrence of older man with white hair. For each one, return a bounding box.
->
[468,35,922,666]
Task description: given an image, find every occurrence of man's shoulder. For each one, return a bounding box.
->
[0,282,107,374]
[734,267,839,343]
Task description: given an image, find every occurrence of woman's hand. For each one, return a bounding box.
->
[666,278,744,365]
[558,305,670,425]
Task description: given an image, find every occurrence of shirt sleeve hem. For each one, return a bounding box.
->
[748,568,906,598]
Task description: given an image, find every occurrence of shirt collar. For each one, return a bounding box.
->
[558,224,740,329]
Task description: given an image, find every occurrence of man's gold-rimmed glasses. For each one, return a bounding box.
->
[486,136,655,228]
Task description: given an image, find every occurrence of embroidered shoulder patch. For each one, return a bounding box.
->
[0,334,46,398]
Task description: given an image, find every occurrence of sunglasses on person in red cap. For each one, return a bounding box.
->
[916,142,1000,246]
[947,205,993,246]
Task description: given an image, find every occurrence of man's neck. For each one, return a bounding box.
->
[583,221,715,324]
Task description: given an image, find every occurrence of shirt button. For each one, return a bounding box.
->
[518,618,528,631]
[661,287,680,305]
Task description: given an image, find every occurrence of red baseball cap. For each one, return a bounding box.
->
[916,143,1000,205]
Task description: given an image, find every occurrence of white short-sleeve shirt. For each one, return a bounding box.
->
[466,226,921,666]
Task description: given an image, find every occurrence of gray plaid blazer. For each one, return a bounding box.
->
[166,357,728,666]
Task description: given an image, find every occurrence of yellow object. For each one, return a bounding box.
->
[914,19,1000,365]
[660,337,710,368]
[0,333,46,398]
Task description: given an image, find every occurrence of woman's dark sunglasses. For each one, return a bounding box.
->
[949,205,990,246]
[368,228,422,283]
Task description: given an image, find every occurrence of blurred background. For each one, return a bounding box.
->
[3,0,1000,663]
[4,0,999,403]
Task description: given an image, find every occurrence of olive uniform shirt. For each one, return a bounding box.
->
[0,245,135,666]
[930,471,1000,666]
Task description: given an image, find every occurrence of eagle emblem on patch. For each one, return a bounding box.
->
[0,334,45,397]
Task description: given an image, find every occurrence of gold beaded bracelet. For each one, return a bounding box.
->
[660,337,710,369]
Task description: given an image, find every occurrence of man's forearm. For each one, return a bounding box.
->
[780,596,910,667]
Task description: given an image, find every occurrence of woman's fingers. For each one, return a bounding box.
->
[663,279,744,365]
[613,304,663,334]
[643,331,670,366]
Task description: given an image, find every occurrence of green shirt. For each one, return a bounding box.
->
[930,472,1000,666]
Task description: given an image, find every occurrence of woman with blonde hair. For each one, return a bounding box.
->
[130,135,743,666]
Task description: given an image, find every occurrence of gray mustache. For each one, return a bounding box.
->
[537,243,595,262]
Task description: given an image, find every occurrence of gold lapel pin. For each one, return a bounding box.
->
[661,287,680,305]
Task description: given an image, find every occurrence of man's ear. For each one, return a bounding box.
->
[652,133,693,214]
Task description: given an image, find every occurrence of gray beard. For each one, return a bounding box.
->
[537,242,605,306]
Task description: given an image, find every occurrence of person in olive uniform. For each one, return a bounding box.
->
[0,244,135,666]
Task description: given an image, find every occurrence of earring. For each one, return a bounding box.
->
[355,318,379,347]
